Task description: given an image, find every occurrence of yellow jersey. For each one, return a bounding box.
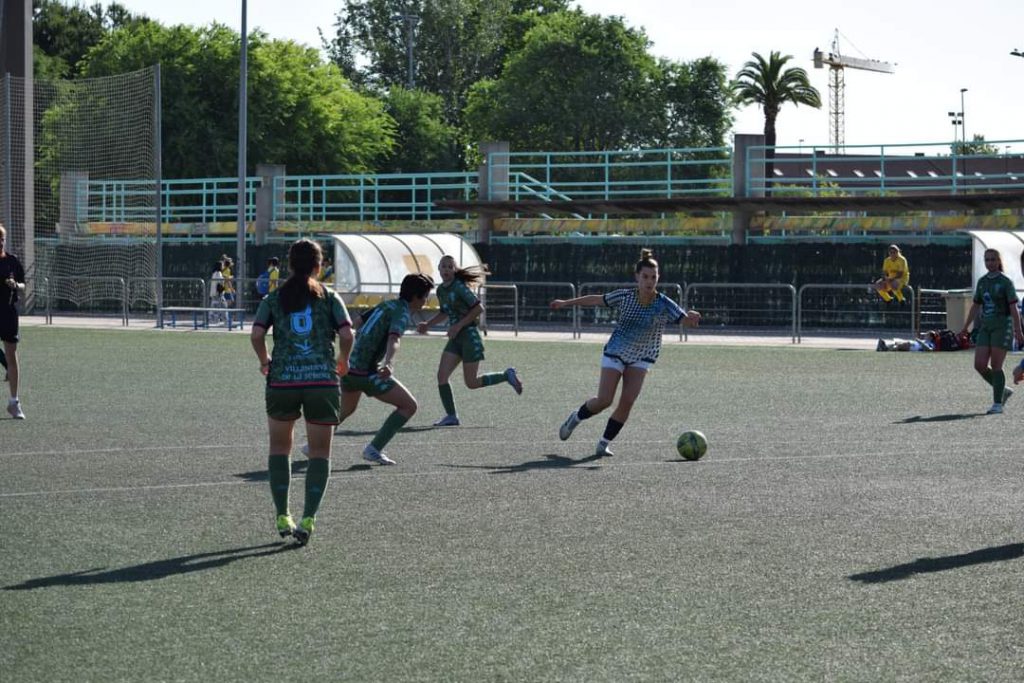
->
[882,255,909,284]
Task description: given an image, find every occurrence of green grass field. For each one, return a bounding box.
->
[2,327,1023,681]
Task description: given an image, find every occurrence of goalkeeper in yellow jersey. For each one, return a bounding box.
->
[872,244,909,303]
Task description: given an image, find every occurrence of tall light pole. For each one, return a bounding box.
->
[947,111,962,148]
[959,87,968,147]
[394,14,419,89]
[236,0,248,311]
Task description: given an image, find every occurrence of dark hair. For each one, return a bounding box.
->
[635,248,658,273]
[399,273,434,301]
[279,239,325,313]
[439,254,488,285]
[267,257,280,267]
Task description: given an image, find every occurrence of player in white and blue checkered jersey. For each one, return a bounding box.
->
[549,249,700,456]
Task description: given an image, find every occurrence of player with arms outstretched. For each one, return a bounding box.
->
[416,255,522,426]
[550,249,700,456]
[251,239,353,546]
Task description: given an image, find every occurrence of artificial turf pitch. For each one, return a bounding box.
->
[2,327,1023,681]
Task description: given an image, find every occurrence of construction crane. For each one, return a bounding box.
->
[813,29,895,152]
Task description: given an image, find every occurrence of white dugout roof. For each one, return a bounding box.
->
[329,233,482,295]
[966,231,1024,290]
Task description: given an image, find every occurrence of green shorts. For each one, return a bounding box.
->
[341,371,397,397]
[265,385,341,424]
[975,316,1014,350]
[443,326,485,363]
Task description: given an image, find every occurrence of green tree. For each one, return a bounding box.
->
[463,11,661,151]
[381,87,460,172]
[32,0,145,76]
[80,22,394,178]
[953,134,999,156]
[653,56,733,150]
[323,0,568,123]
[732,51,821,189]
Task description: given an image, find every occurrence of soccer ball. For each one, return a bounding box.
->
[676,430,708,461]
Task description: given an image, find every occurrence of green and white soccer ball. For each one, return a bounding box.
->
[676,430,708,461]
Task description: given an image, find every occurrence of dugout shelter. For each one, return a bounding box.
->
[328,233,482,304]
[967,231,1024,289]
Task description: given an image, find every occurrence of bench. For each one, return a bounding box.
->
[159,306,247,331]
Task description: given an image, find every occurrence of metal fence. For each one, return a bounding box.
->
[682,283,797,342]
[25,276,981,341]
[797,284,915,342]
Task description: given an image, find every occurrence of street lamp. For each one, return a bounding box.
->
[959,88,968,147]
[947,110,962,147]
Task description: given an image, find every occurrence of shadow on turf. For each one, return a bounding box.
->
[848,543,1024,584]
[3,542,298,590]
[442,451,606,474]
[896,412,985,423]
[334,425,438,437]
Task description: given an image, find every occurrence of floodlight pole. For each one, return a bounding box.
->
[236,0,248,313]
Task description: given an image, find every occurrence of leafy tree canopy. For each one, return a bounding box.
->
[80,22,394,177]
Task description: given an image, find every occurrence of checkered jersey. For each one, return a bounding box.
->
[349,298,412,373]
[253,290,352,387]
[601,288,685,364]
[437,279,480,327]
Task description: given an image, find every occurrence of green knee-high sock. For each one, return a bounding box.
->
[439,383,457,416]
[268,454,290,516]
[371,410,410,451]
[480,372,505,387]
[992,369,1006,404]
[979,368,993,386]
[302,458,331,519]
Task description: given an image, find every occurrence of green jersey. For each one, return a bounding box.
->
[436,279,480,327]
[254,289,351,387]
[973,273,1018,321]
[349,298,412,373]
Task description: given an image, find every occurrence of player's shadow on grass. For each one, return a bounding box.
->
[334,426,437,437]
[896,412,985,424]
[848,542,1024,584]
[236,460,375,481]
[3,542,296,590]
[442,452,606,474]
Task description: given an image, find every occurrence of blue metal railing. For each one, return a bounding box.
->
[488,147,733,207]
[75,138,1024,226]
[745,139,1024,197]
[273,172,478,222]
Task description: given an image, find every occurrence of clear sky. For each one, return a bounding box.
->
[76,0,1024,152]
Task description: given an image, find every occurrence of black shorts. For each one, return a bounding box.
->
[0,307,18,344]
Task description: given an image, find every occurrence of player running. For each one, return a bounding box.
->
[550,248,700,456]
[337,273,435,465]
[251,239,353,546]
[416,255,522,427]
[0,223,26,419]
[959,248,1023,414]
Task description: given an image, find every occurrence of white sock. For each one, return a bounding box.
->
[9,396,18,403]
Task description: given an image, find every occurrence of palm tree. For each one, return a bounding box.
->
[733,51,821,193]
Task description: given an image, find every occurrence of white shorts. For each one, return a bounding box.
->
[601,354,651,374]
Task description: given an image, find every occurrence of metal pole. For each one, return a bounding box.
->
[3,75,11,232]
[960,88,968,147]
[236,0,248,314]
[154,64,164,325]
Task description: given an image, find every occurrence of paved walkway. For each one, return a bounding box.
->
[21,314,880,350]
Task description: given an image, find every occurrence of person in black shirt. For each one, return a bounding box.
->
[0,224,26,419]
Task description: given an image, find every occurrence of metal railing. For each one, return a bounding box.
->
[83,177,260,224]
[797,284,915,342]
[683,283,797,342]
[274,172,478,222]
[479,283,519,335]
[41,276,128,326]
[490,148,732,214]
[746,139,1024,197]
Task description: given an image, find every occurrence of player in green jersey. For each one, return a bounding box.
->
[960,249,1023,414]
[337,273,435,465]
[416,255,522,426]
[251,239,353,545]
